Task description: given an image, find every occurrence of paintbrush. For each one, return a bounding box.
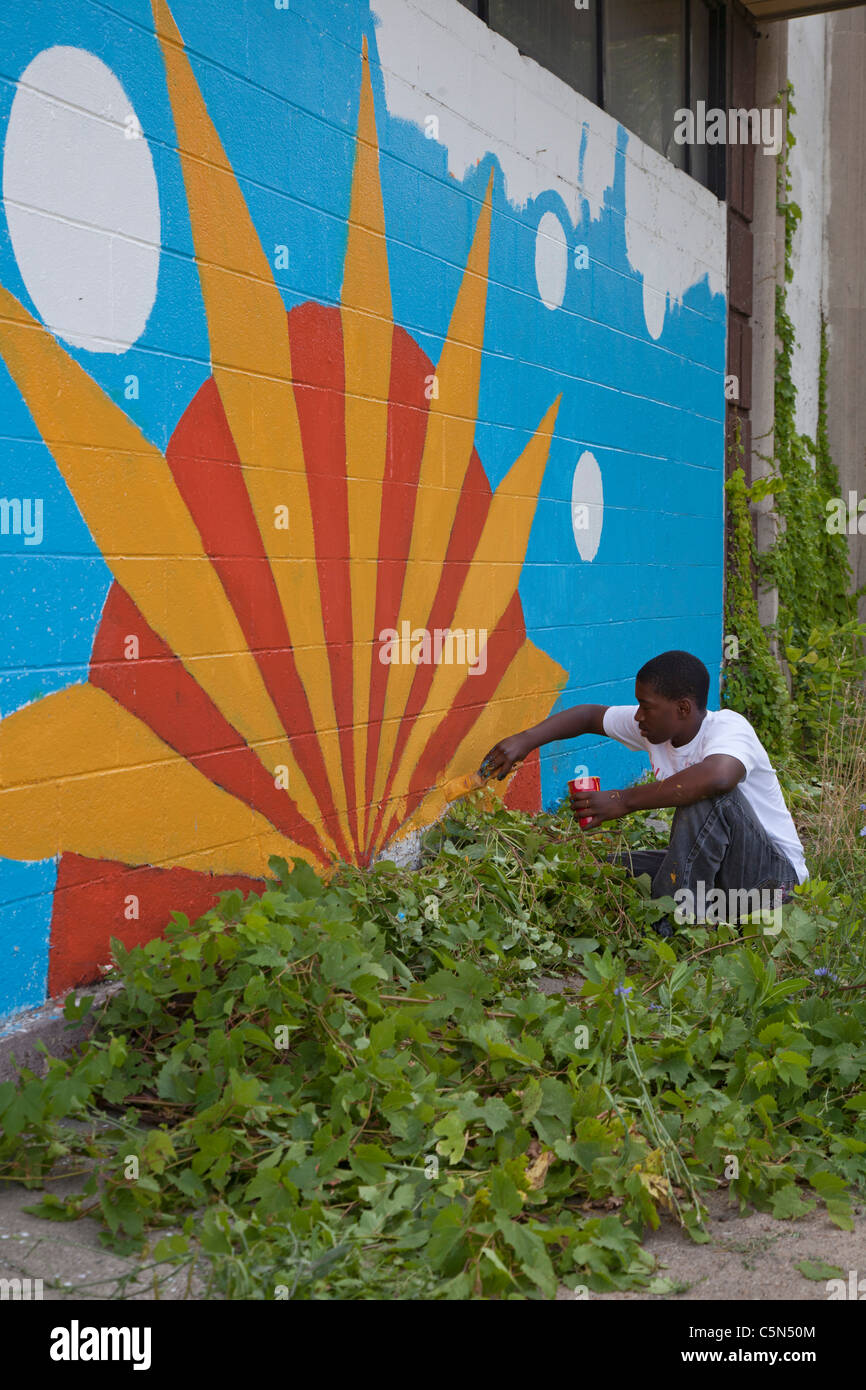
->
[437,753,501,805]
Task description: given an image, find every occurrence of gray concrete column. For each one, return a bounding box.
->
[824,6,866,620]
[750,19,788,638]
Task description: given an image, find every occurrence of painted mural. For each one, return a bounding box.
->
[0,0,726,1019]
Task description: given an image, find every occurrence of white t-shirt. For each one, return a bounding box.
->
[602,705,808,883]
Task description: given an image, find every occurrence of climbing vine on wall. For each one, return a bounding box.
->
[772,87,857,622]
[722,432,793,760]
[724,83,862,756]
[761,85,854,640]
[813,319,856,624]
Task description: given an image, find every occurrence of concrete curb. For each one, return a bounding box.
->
[0,985,121,1083]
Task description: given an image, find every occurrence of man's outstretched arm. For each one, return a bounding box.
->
[570,754,746,828]
[480,704,609,780]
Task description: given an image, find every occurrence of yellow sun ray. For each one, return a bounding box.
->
[342,35,394,849]
[0,287,337,848]
[150,0,351,854]
[0,13,570,895]
[0,685,318,877]
[369,175,494,821]
[385,635,568,842]
[375,397,561,848]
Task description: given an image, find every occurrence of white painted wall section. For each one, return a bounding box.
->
[371,0,725,342]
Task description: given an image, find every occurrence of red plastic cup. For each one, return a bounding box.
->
[569,775,600,828]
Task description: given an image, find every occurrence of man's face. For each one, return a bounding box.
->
[633,679,691,744]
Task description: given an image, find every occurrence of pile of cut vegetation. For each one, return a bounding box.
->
[1,796,863,1299]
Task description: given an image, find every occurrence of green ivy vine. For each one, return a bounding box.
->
[722,430,793,759]
[723,82,862,755]
[813,318,856,625]
[759,85,854,640]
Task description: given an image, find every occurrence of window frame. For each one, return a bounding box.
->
[457,0,727,196]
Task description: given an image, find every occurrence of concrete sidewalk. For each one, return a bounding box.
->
[0,1175,212,1301]
[558,1188,866,1300]
[2,1169,862,1301]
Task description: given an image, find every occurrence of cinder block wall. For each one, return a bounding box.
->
[823,6,866,618]
[0,0,726,1022]
[751,9,866,629]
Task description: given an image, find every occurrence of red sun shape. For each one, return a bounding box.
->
[46,304,542,995]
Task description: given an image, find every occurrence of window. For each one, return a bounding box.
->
[458,0,726,195]
[488,0,598,105]
[604,1,685,169]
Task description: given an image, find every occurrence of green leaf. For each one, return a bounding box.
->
[808,1170,848,1195]
[770,1185,815,1220]
[825,1197,855,1232]
[482,1097,514,1134]
[493,1215,556,1296]
[228,1070,261,1108]
[348,1143,390,1185]
[520,1078,543,1125]
[489,1168,524,1218]
[773,1050,810,1087]
[62,993,94,1021]
[566,939,600,957]
[433,1111,468,1165]
[532,1077,574,1145]
[22,1194,79,1222]
[795,1258,844,1282]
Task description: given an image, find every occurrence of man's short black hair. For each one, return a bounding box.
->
[635,650,709,710]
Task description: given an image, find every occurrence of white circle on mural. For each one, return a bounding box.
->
[571,450,603,561]
[2,46,160,353]
[534,210,568,311]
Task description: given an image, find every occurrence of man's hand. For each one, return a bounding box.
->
[569,786,629,829]
[479,731,534,781]
[477,706,608,782]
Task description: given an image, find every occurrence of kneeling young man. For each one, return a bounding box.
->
[482,650,807,930]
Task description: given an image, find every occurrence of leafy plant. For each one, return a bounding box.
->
[722,458,793,760]
[1,795,863,1300]
[724,84,863,761]
[784,621,866,754]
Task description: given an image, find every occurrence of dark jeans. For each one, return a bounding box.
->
[614,786,798,928]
